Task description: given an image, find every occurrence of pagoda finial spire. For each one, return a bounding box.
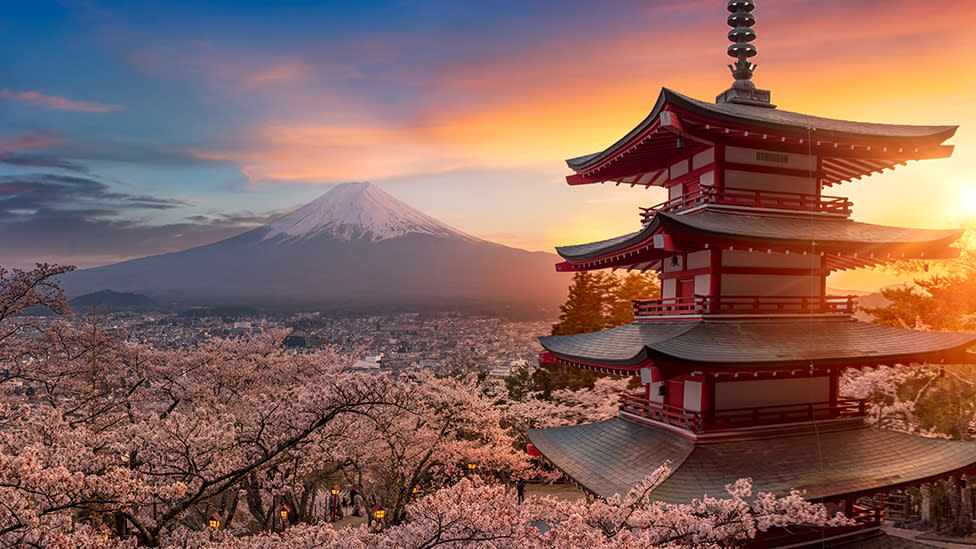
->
[727,0,757,87]
[716,0,775,108]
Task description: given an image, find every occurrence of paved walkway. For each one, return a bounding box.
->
[885,526,976,548]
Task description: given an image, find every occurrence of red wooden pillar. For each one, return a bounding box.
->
[701,374,715,426]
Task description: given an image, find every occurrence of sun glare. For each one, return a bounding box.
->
[963,187,976,216]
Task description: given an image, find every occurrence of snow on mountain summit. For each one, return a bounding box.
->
[263,182,478,242]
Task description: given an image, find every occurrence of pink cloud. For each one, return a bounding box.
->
[0,89,123,113]
[0,134,60,150]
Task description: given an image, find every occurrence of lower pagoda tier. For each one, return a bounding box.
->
[526,418,976,503]
[540,318,976,372]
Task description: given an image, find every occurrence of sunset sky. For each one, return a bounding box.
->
[2,0,975,291]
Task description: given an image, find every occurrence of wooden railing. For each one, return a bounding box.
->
[632,295,856,318]
[619,393,703,431]
[619,393,868,432]
[632,296,705,317]
[639,187,852,222]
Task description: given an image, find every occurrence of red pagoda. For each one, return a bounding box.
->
[527,1,976,546]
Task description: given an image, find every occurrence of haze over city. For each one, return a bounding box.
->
[2,0,975,291]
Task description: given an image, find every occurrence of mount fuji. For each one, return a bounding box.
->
[59,183,566,316]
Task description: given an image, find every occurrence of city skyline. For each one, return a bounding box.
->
[2,0,975,291]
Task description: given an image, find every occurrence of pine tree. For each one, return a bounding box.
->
[550,271,616,336]
[607,271,661,327]
[865,227,976,332]
[532,271,660,397]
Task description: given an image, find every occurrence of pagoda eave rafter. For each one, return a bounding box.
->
[542,346,976,377]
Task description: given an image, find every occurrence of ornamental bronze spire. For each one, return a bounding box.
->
[716,0,774,107]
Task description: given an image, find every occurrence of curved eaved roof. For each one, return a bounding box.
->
[539,318,976,368]
[528,418,976,502]
[556,210,963,264]
[567,88,957,173]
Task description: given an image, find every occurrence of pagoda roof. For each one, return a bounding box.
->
[566,88,956,186]
[538,318,976,370]
[555,210,963,272]
[527,418,976,502]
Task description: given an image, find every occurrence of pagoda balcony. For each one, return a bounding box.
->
[639,187,852,222]
[632,295,856,319]
[618,393,869,432]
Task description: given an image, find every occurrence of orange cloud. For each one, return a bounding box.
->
[0,89,122,112]
[190,0,976,203]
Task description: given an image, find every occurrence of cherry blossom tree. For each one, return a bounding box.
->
[184,466,851,549]
[0,265,852,547]
[323,370,532,527]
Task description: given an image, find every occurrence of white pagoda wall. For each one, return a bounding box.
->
[723,146,817,195]
[719,250,823,297]
[721,250,819,269]
[721,274,821,296]
[714,376,829,410]
[725,171,815,195]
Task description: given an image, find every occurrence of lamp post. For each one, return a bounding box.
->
[279,505,289,531]
[330,485,340,522]
[467,462,477,474]
[372,505,386,530]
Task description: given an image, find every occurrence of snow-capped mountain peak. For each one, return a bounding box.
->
[263,182,477,242]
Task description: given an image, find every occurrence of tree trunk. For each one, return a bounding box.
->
[921,484,932,526]
[958,476,974,536]
[948,477,963,534]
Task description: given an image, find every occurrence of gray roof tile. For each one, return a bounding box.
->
[540,318,976,368]
[556,210,962,261]
[528,418,976,503]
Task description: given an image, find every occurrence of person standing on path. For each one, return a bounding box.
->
[516,479,525,504]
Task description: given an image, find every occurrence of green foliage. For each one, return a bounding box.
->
[911,365,976,440]
[865,273,976,332]
[865,227,976,332]
[551,271,660,336]
[503,364,535,401]
[522,271,660,398]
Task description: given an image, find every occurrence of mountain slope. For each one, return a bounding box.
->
[59,183,566,316]
[262,181,475,242]
[69,290,158,313]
